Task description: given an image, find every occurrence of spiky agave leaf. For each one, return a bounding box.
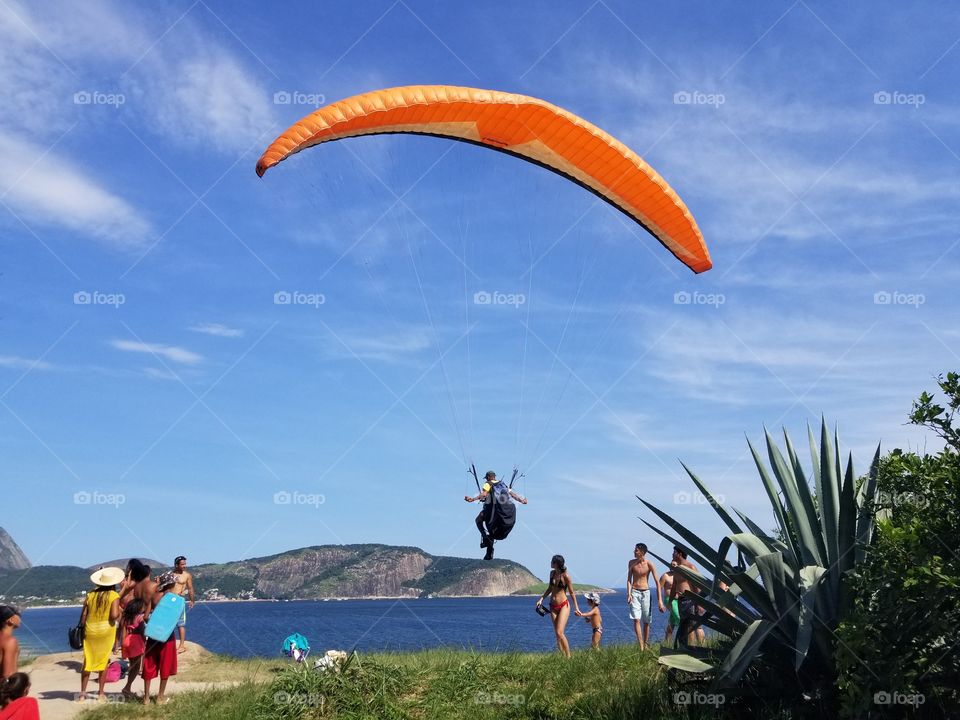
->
[680,461,744,536]
[837,452,858,577]
[753,551,792,621]
[659,652,715,673]
[784,429,828,564]
[733,508,797,565]
[637,498,722,567]
[794,565,827,670]
[712,619,779,688]
[643,421,879,698]
[819,420,842,597]
[854,445,882,564]
[766,428,823,568]
[748,437,800,563]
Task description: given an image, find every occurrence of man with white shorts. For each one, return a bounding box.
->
[627,542,665,649]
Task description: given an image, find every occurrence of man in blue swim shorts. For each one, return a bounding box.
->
[171,556,195,654]
[626,543,665,649]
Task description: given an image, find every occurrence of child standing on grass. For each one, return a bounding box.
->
[580,593,603,649]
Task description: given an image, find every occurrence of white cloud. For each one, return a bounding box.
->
[0,0,279,248]
[0,355,54,370]
[0,130,152,248]
[128,46,276,155]
[546,60,960,251]
[2,0,277,159]
[330,330,433,362]
[142,366,182,381]
[110,339,203,365]
[189,323,245,338]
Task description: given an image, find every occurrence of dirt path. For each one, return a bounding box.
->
[26,642,225,720]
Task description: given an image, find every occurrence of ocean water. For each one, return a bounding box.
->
[19,593,672,657]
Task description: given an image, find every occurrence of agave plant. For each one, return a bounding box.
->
[640,420,880,701]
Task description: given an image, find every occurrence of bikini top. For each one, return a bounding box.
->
[549,570,570,594]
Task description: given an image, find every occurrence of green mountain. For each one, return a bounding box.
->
[0,544,542,606]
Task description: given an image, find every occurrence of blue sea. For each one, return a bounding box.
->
[20,593,671,657]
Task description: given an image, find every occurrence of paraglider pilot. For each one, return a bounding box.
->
[465,470,527,560]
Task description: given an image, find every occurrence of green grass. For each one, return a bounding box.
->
[78,684,264,720]
[175,654,286,683]
[78,646,717,720]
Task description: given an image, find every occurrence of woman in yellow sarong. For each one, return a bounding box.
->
[79,567,123,703]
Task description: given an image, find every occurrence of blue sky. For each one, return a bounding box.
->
[1,1,958,589]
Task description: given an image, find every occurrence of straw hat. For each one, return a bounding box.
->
[89,567,125,587]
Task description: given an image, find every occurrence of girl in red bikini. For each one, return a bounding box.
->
[120,599,146,699]
[535,555,581,658]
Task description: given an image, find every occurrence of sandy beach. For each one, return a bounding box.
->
[24,642,227,720]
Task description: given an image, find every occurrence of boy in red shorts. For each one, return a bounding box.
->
[142,573,178,705]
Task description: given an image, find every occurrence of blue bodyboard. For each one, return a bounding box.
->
[145,593,185,642]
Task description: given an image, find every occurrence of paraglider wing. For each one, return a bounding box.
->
[256,85,711,273]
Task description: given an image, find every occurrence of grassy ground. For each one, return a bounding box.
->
[175,654,285,683]
[78,646,717,720]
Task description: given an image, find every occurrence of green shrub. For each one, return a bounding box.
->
[835,374,960,718]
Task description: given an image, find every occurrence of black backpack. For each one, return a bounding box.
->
[484,483,516,541]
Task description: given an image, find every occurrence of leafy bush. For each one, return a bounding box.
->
[836,373,960,718]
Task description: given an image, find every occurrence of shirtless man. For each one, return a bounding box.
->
[667,546,701,647]
[0,605,21,679]
[171,556,195,653]
[626,543,665,649]
[659,562,681,643]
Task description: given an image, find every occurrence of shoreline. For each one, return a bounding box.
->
[19,588,618,610]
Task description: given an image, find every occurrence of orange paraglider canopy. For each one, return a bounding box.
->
[256,85,711,273]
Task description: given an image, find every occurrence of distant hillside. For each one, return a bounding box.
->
[512,582,609,596]
[86,558,165,571]
[0,544,542,606]
[0,528,30,571]
[193,544,540,600]
[0,566,90,605]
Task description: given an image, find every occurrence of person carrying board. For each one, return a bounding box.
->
[142,573,180,705]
